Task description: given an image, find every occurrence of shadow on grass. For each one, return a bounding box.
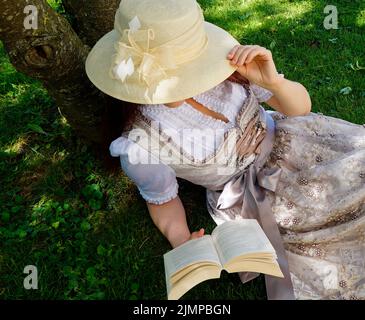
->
[1,0,364,299]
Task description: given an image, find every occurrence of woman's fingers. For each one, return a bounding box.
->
[246,47,271,64]
[237,46,258,65]
[228,45,247,63]
[229,45,251,64]
[227,45,240,59]
[227,44,278,87]
[190,228,205,240]
[228,45,271,66]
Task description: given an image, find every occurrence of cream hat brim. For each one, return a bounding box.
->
[85,21,240,105]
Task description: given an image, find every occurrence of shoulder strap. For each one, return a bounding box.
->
[185,98,229,123]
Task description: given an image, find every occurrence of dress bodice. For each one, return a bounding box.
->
[119,81,271,192]
[126,79,272,161]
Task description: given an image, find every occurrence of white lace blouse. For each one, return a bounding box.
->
[110,79,274,204]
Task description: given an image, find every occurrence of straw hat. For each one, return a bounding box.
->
[85,0,239,104]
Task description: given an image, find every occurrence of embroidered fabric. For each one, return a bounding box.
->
[110,79,274,204]
[111,76,365,299]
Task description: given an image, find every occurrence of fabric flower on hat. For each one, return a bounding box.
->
[110,16,178,89]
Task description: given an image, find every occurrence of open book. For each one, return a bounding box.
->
[163,219,284,300]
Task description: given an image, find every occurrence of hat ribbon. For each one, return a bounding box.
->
[110,7,209,91]
[110,27,178,88]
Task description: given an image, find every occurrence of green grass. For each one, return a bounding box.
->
[0,0,364,300]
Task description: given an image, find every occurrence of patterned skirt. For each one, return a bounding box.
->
[262,111,365,299]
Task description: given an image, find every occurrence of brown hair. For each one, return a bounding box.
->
[100,97,139,173]
[227,71,249,85]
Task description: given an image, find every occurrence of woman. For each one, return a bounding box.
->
[86,0,365,300]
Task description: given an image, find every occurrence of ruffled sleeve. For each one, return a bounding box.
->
[109,136,179,205]
[250,74,285,103]
[250,83,274,103]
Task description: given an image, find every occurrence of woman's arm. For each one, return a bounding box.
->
[227,45,312,116]
[146,196,204,248]
[115,138,205,249]
[264,77,312,116]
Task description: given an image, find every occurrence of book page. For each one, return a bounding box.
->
[163,235,221,282]
[167,266,221,300]
[225,259,283,277]
[211,219,276,266]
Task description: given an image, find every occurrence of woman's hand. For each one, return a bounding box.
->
[147,196,206,248]
[189,228,205,241]
[227,45,283,90]
[227,44,312,116]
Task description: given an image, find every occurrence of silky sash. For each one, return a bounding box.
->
[216,107,295,300]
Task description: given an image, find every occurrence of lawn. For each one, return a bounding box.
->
[0,0,364,300]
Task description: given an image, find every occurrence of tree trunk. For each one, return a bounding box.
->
[63,0,120,47]
[0,0,119,145]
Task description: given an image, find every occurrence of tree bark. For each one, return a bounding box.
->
[0,0,116,145]
[63,0,120,47]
